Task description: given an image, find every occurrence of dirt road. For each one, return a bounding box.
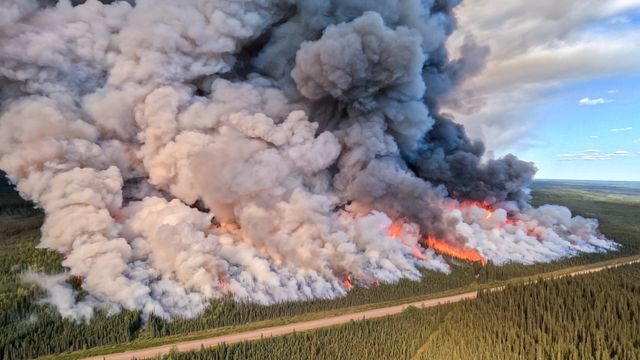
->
[85,258,640,360]
[85,292,476,360]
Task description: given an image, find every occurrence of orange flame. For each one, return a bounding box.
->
[387,223,402,238]
[462,201,491,210]
[388,223,427,260]
[343,274,354,291]
[425,236,487,266]
[465,201,494,220]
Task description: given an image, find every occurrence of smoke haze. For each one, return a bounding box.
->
[0,0,617,320]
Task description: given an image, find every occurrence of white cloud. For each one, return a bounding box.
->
[608,89,619,94]
[610,150,634,157]
[579,97,612,105]
[558,148,637,161]
[590,135,599,138]
[610,127,633,132]
[610,16,631,25]
[633,138,640,144]
[445,0,640,151]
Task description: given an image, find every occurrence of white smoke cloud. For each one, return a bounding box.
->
[0,0,39,27]
[22,272,99,321]
[0,0,616,320]
[449,203,617,265]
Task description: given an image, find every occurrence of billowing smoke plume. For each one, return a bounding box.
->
[0,0,616,320]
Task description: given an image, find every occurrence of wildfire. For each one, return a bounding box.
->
[425,236,487,266]
[499,218,518,229]
[387,223,402,238]
[387,222,427,260]
[412,245,426,259]
[467,201,494,220]
[218,277,231,294]
[110,209,125,223]
[343,274,354,291]
[526,228,543,240]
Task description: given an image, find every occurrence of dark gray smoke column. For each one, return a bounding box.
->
[413,115,538,205]
[0,0,616,320]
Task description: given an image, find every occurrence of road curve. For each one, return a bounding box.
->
[85,258,640,360]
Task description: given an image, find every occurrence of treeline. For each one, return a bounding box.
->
[0,209,477,359]
[0,182,143,359]
[155,263,640,360]
[0,176,42,237]
[0,182,639,358]
[0,229,144,360]
[419,263,640,360]
[155,305,452,360]
[146,264,477,337]
[2,308,141,359]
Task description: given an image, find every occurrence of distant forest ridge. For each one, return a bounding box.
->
[533,178,640,186]
[531,178,640,198]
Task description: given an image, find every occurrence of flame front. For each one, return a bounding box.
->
[425,236,487,266]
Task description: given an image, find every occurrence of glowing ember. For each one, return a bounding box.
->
[484,209,493,220]
[425,236,487,266]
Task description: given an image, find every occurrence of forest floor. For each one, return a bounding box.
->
[82,255,640,360]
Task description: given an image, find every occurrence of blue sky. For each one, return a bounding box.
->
[517,73,640,181]
[447,1,640,181]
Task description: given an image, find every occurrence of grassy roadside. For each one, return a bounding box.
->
[40,254,640,360]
